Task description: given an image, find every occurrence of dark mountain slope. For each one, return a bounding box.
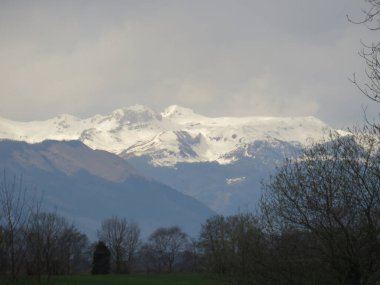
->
[0,140,215,238]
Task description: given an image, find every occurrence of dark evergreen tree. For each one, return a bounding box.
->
[91,241,111,274]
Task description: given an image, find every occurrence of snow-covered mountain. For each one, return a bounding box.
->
[0,105,335,167]
[0,105,340,214]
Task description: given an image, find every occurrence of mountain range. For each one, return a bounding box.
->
[0,105,334,166]
[0,105,339,224]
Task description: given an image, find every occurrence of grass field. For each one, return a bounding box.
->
[50,273,226,285]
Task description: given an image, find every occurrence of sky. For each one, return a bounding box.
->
[0,0,378,128]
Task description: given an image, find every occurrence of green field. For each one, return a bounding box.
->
[50,273,226,285]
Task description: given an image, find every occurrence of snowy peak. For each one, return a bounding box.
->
[110,105,162,124]
[122,130,204,166]
[162,105,196,118]
[161,105,206,123]
[0,105,338,166]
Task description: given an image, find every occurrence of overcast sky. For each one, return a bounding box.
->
[0,0,378,128]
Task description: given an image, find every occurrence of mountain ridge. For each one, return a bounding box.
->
[0,105,337,166]
[0,139,215,238]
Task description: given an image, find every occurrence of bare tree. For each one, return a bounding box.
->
[262,128,380,285]
[262,227,332,285]
[198,215,230,276]
[349,1,380,104]
[199,214,268,285]
[180,238,201,272]
[26,211,89,284]
[145,226,188,273]
[57,225,89,274]
[0,171,33,285]
[0,171,90,284]
[97,217,140,273]
[123,222,140,273]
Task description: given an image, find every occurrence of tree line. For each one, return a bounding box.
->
[0,174,90,285]
[0,176,197,285]
[91,124,380,285]
[201,125,380,285]
[1,123,380,285]
[2,1,380,284]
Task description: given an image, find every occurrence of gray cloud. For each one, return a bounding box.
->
[0,0,377,128]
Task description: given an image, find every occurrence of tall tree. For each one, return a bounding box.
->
[0,171,32,285]
[26,211,90,284]
[199,214,268,285]
[349,1,380,105]
[262,128,380,285]
[144,226,188,273]
[97,217,140,273]
[91,241,111,275]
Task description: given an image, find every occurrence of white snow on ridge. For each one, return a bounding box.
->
[226,177,246,185]
[0,105,337,166]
